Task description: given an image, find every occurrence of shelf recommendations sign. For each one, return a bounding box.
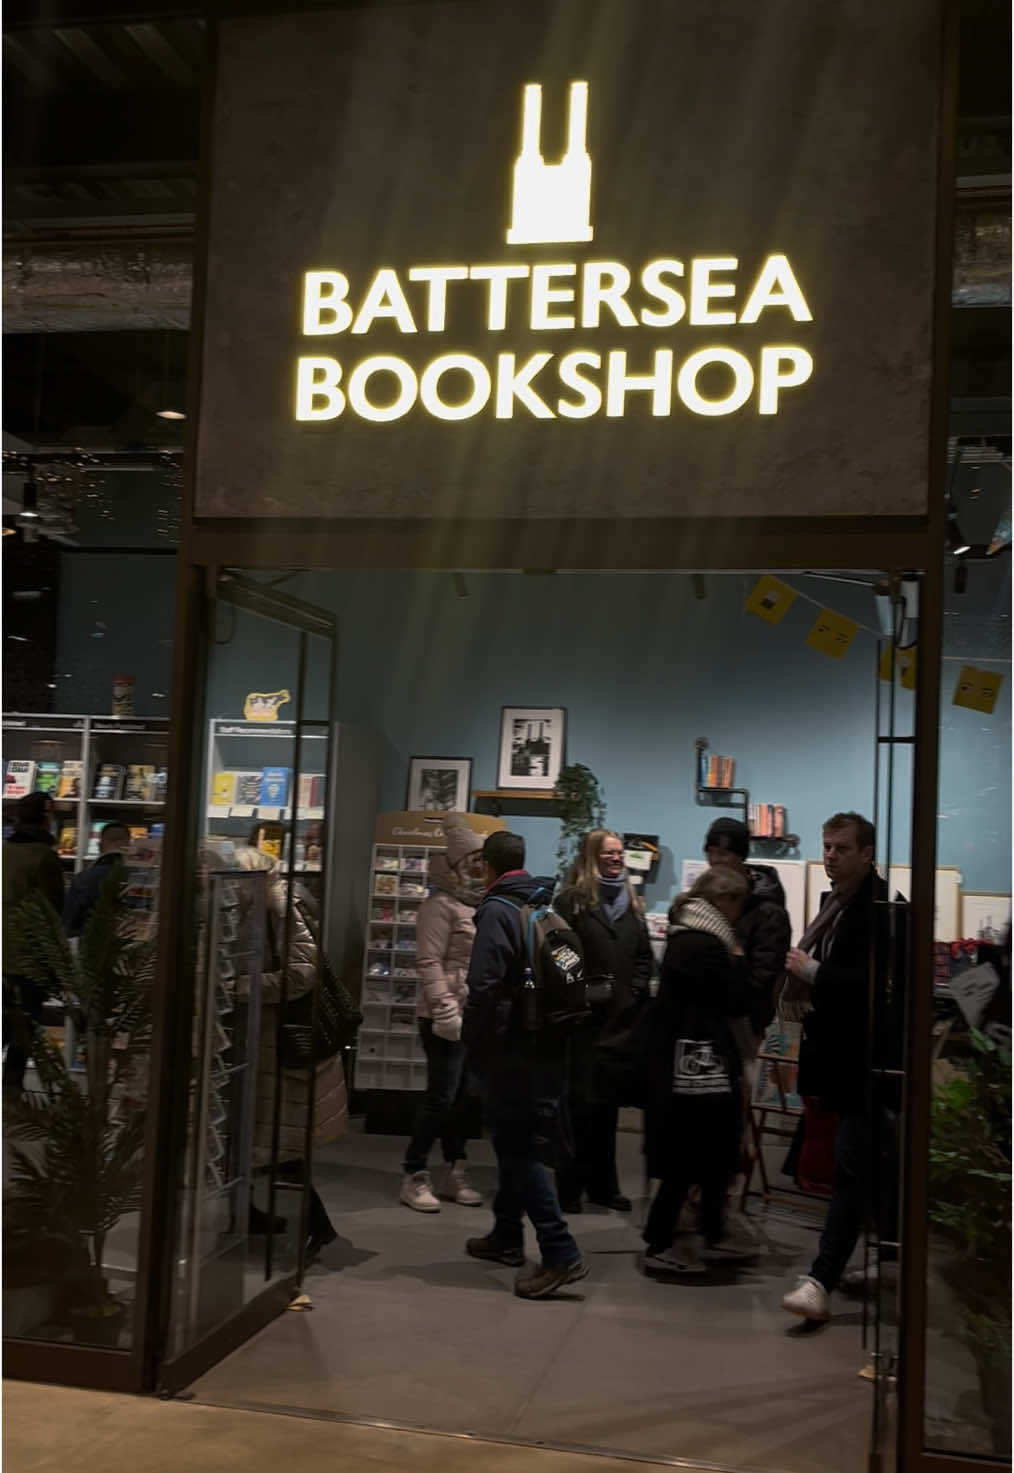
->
[196,0,941,520]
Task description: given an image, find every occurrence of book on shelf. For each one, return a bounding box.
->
[92,764,125,800]
[35,761,62,795]
[4,760,36,798]
[57,822,78,856]
[149,767,168,802]
[234,771,262,806]
[700,753,735,790]
[123,764,155,802]
[748,803,787,838]
[57,759,83,800]
[211,770,238,807]
[86,819,104,857]
[259,766,292,807]
[129,824,150,841]
[297,772,325,810]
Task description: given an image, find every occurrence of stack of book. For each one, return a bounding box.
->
[698,752,736,789]
[210,767,311,811]
[749,803,787,838]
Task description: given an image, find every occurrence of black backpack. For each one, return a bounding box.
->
[492,897,590,1033]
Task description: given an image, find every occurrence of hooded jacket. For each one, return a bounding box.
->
[461,870,555,1064]
[414,853,478,1025]
[738,863,791,1037]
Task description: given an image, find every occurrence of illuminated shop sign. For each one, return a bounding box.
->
[294,82,814,424]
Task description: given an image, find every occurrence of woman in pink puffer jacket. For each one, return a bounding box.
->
[400,816,486,1213]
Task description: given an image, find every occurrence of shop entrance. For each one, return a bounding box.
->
[155,564,923,1473]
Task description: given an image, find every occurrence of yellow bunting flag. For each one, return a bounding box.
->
[807,608,858,659]
[953,665,1003,715]
[745,575,797,625]
[879,645,917,691]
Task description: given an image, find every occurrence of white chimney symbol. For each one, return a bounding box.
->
[506,81,593,246]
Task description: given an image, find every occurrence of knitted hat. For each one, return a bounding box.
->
[442,814,483,867]
[704,817,750,860]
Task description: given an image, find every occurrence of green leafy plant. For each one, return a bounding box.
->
[4,869,154,1327]
[553,762,606,876]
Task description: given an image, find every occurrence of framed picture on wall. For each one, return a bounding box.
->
[405,756,472,812]
[497,707,566,791]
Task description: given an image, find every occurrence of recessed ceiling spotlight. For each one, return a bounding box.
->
[157,408,186,421]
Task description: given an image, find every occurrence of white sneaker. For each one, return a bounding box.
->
[781,1274,831,1321]
[644,1235,706,1276]
[400,1171,440,1212]
[440,1161,482,1206]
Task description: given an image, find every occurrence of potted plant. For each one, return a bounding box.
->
[929,1026,1012,1454]
[553,762,606,877]
[4,868,153,1347]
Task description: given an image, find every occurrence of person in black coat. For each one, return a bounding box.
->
[641,866,752,1275]
[62,822,130,938]
[554,829,653,1213]
[779,811,895,1323]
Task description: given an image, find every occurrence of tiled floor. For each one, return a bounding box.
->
[186,1126,874,1473]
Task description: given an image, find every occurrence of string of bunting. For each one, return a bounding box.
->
[744,575,1005,715]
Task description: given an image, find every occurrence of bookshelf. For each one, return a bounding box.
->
[203,718,327,875]
[693,736,800,854]
[2,713,170,873]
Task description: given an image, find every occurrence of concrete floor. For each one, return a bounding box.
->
[186,1126,874,1473]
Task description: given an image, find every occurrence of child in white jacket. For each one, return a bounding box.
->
[400,816,486,1212]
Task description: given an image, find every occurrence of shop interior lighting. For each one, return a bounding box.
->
[947,507,971,556]
[156,408,186,420]
[20,476,39,521]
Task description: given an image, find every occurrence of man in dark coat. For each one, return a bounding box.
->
[780,811,892,1322]
[462,831,586,1299]
[62,821,130,938]
[3,792,64,1092]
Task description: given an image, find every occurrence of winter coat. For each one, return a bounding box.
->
[3,827,65,975]
[554,887,653,1104]
[641,924,751,1180]
[797,868,891,1115]
[462,870,567,1116]
[415,859,476,1025]
[739,864,791,1037]
[237,868,348,1165]
[62,852,122,939]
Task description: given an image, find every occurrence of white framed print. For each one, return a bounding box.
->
[405,756,472,812]
[497,707,566,791]
[960,892,1011,945]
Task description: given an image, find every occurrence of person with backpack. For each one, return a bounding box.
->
[461,830,588,1299]
[554,829,653,1214]
[641,866,752,1276]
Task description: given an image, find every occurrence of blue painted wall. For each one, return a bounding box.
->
[53,561,1011,901]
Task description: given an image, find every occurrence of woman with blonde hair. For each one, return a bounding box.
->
[640,865,751,1275]
[554,829,653,1213]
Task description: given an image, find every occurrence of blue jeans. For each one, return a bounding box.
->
[403,1019,471,1175]
[485,1083,579,1268]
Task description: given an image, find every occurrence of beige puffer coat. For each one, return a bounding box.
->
[235,848,348,1165]
[415,855,477,1027]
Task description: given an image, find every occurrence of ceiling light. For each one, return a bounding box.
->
[156,408,186,421]
[947,507,970,556]
[20,477,40,521]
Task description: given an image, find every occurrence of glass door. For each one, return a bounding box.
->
[157,571,336,1391]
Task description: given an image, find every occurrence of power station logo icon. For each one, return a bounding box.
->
[506,81,593,246]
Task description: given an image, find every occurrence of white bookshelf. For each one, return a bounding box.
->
[354,841,431,1093]
[203,718,328,873]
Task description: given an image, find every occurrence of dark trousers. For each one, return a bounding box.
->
[643,1095,740,1251]
[403,1019,471,1175]
[3,976,45,1093]
[556,1099,620,1204]
[810,1112,870,1291]
[489,1118,579,1267]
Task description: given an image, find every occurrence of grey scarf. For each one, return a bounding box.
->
[670,898,739,955]
[775,892,847,1022]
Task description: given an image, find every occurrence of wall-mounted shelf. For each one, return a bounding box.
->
[693,738,799,853]
[472,789,562,818]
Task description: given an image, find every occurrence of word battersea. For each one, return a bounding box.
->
[294,255,814,422]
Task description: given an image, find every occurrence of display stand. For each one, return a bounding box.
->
[204,718,325,875]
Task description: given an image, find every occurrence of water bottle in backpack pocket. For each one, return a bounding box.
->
[493,898,590,1033]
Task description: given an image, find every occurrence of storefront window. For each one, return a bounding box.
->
[924,452,1011,1457]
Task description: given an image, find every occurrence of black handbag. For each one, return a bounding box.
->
[278,897,363,1070]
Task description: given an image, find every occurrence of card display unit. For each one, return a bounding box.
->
[171,866,266,1354]
[2,713,169,874]
[204,719,326,874]
[354,842,431,1092]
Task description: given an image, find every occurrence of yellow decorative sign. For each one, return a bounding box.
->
[879,645,917,691]
[953,666,1002,715]
[244,689,291,723]
[807,608,858,659]
[745,575,797,625]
